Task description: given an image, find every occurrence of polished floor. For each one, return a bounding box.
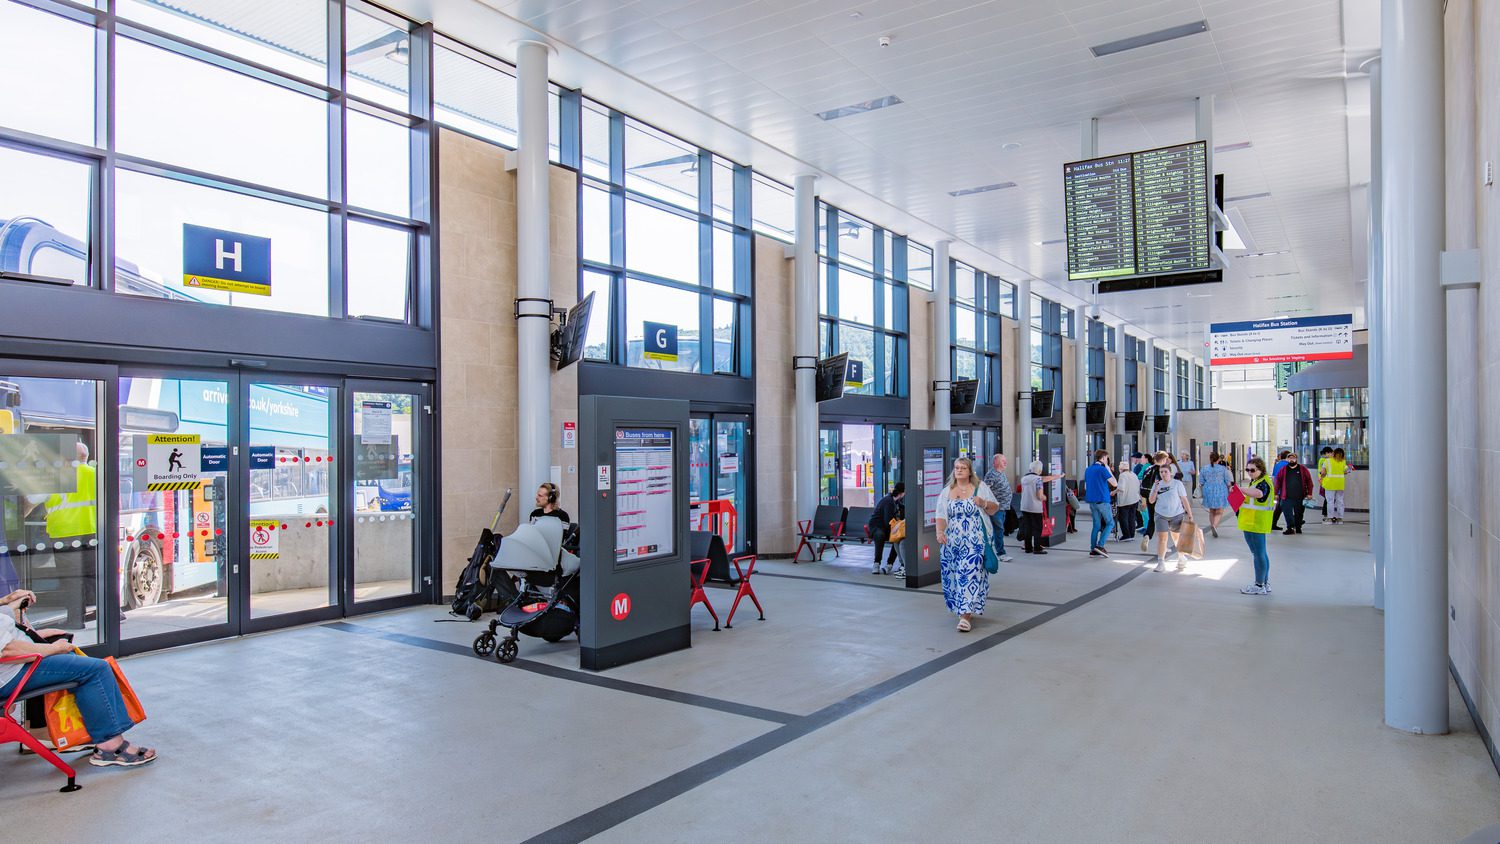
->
[4,516,1498,843]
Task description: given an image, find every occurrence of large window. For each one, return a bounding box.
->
[578,104,752,376]
[1176,355,1191,410]
[1294,388,1368,466]
[1154,347,1170,415]
[1030,295,1063,398]
[818,204,909,398]
[950,261,1007,406]
[1124,334,1142,412]
[1194,363,1207,408]
[1086,319,1109,403]
[751,175,794,243]
[0,0,429,323]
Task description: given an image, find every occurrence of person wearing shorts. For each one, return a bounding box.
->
[1147,453,1192,573]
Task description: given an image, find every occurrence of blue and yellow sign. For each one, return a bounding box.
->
[845,359,865,388]
[642,322,678,362]
[183,224,272,296]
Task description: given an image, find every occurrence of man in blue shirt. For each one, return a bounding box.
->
[1084,449,1118,558]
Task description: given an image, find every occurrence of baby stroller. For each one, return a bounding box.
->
[472,517,581,664]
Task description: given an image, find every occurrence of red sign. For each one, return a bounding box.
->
[610,592,631,621]
[921,545,930,561]
[195,512,210,527]
[135,458,147,468]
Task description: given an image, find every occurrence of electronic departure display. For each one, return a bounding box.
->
[1064,141,1212,282]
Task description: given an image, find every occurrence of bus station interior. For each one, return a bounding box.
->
[2,0,1500,840]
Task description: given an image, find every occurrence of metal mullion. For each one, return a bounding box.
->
[328,0,346,320]
[558,85,582,170]
[408,22,434,329]
[433,31,516,75]
[344,96,421,127]
[112,154,337,213]
[0,129,104,162]
[96,6,115,293]
[12,0,97,24]
[112,20,337,102]
[696,149,713,374]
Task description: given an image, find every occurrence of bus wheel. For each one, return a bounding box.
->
[125,542,169,609]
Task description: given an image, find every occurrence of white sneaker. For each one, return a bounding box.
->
[1153,560,1167,573]
[1240,583,1267,595]
[891,567,906,577]
[1261,584,1273,594]
[1140,536,1149,552]
[999,554,1013,563]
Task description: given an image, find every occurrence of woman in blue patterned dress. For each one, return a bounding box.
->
[1198,453,1234,538]
[936,456,1000,632]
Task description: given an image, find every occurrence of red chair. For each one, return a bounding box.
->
[2,654,82,792]
[689,558,720,631]
[725,554,764,629]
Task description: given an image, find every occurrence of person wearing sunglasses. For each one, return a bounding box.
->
[1237,457,1277,595]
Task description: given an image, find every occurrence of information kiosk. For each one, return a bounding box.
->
[578,395,692,671]
[1037,432,1068,548]
[901,430,949,589]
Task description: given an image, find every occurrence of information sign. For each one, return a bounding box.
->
[1049,446,1063,504]
[361,401,392,445]
[355,435,398,482]
[146,434,201,491]
[183,224,272,296]
[642,322,679,362]
[922,446,946,528]
[1064,153,1135,280]
[249,519,279,560]
[1209,314,1354,366]
[614,428,675,564]
[249,445,276,470]
[1064,141,1212,281]
[845,360,865,388]
[200,446,228,473]
[562,421,576,449]
[719,453,739,474]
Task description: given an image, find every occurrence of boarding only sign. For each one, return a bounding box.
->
[1208,314,1354,367]
[145,434,202,492]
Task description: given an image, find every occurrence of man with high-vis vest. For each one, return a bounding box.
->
[30,441,98,629]
[1319,447,1352,525]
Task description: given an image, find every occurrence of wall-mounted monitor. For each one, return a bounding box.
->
[1154,414,1171,432]
[1030,390,1055,419]
[1086,401,1107,426]
[815,353,849,403]
[950,379,979,415]
[1124,411,1145,432]
[553,292,595,369]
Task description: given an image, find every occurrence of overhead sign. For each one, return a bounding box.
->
[642,322,678,362]
[1209,314,1354,366]
[183,224,272,296]
[1064,141,1211,281]
[249,519,279,560]
[146,434,201,491]
[845,359,865,388]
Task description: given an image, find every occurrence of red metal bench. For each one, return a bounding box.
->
[2,654,82,793]
[689,557,720,631]
[725,554,764,629]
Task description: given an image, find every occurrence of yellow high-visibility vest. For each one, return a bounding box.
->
[1323,458,1347,491]
[1237,478,1275,533]
[44,462,97,539]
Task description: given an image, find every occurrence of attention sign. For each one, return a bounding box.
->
[145,434,202,491]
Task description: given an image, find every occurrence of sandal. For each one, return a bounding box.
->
[90,741,157,768]
[956,617,972,633]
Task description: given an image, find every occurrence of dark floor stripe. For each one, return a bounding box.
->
[321,621,798,725]
[521,563,1153,844]
[753,570,1062,607]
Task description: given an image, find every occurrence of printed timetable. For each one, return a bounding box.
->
[1063,141,1213,281]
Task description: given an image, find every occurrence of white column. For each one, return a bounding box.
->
[1167,348,1179,452]
[1116,327,1129,440]
[1074,320,1088,477]
[1143,339,1157,450]
[932,240,952,431]
[1381,0,1447,735]
[793,174,819,523]
[1366,56,1386,612]
[515,40,552,498]
[1015,279,1033,465]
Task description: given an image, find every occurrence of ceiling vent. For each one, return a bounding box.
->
[815,95,904,121]
[1214,141,1253,153]
[1226,192,1272,203]
[948,182,1017,197]
[1090,20,1209,57]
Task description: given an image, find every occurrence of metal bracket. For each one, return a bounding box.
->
[514,296,555,320]
[931,380,951,392]
[792,355,818,371]
[1441,248,1482,291]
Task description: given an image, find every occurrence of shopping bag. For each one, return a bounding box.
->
[1176,524,1205,560]
[889,518,906,543]
[43,689,92,750]
[1227,484,1246,514]
[106,656,148,725]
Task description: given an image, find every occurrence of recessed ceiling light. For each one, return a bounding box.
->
[948,182,1017,197]
[1214,141,1252,153]
[1236,249,1291,258]
[1226,192,1272,203]
[849,10,863,18]
[1090,20,1209,57]
[1001,142,1022,151]
[816,95,903,121]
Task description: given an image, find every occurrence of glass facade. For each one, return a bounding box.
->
[1294,388,1369,466]
[818,203,909,398]
[1030,294,1063,403]
[1154,347,1170,415]
[1086,319,1109,403]
[950,260,1010,406]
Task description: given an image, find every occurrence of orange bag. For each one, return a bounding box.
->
[43,653,147,749]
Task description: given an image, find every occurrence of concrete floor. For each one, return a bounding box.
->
[4,518,1497,843]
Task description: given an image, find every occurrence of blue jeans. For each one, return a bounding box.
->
[989,513,1007,557]
[1244,531,1270,585]
[1088,502,1114,549]
[0,654,135,743]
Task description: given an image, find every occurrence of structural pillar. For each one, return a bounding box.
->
[793,174,819,523]
[1167,348,1179,453]
[1116,325,1130,441]
[1365,56,1386,612]
[1074,314,1089,476]
[932,240,952,431]
[515,40,552,498]
[1142,339,1157,451]
[1015,278,1033,466]
[1380,0,1447,735]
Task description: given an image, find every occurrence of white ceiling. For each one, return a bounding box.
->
[393,0,1380,353]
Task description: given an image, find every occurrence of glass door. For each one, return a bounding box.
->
[244,378,339,626]
[882,426,905,497]
[713,414,750,553]
[818,425,841,506]
[350,384,425,606]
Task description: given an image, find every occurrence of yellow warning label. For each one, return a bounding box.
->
[183,275,271,296]
[147,434,200,445]
[249,552,279,560]
[146,481,203,491]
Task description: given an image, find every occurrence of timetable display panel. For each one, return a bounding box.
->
[614,428,675,564]
[1063,141,1212,281]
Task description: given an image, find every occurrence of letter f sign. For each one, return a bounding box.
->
[215,238,243,273]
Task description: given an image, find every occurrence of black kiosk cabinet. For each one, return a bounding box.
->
[1037,432,1068,548]
[578,395,692,671]
[901,430,950,589]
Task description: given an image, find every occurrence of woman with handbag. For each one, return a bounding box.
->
[868,483,906,575]
[0,589,157,767]
[1198,453,1234,538]
[935,457,1000,633]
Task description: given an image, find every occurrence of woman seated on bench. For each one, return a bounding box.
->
[0,589,158,768]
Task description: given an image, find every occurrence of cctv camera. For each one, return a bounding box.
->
[878,35,892,48]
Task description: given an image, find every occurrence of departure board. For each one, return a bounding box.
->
[1134,143,1211,275]
[1063,141,1212,282]
[1064,154,1135,280]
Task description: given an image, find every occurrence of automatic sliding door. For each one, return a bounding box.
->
[247,380,338,621]
[818,426,840,506]
[351,387,421,604]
